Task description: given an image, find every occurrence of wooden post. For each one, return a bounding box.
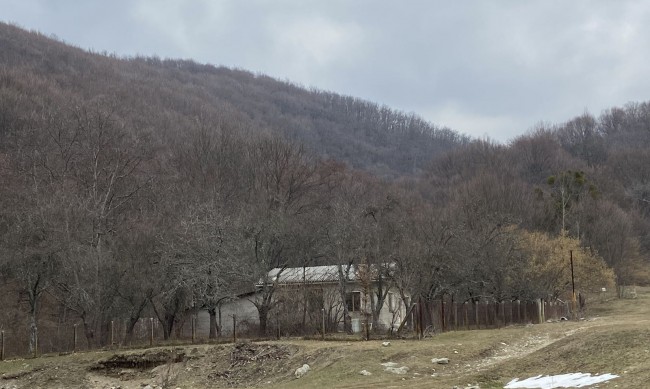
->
[418,297,424,339]
[1,330,4,361]
[516,300,521,324]
[500,301,505,327]
[570,250,576,318]
[73,324,77,353]
[453,301,458,331]
[33,330,38,358]
[321,309,326,341]
[440,299,446,333]
[110,320,114,347]
[523,301,528,323]
[485,300,490,328]
[232,315,237,344]
[565,301,570,318]
[149,318,154,347]
[191,316,196,344]
[464,302,469,331]
[474,301,479,330]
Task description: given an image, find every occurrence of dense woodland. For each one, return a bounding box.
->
[0,23,649,351]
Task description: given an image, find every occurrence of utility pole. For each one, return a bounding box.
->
[570,250,576,299]
[570,250,576,318]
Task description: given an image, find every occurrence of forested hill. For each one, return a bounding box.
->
[0,22,466,177]
[1,21,650,351]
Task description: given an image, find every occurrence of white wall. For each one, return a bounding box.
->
[184,285,407,337]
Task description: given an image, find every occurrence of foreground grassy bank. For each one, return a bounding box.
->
[1,289,648,388]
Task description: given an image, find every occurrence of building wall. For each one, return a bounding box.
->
[188,284,407,337]
[183,294,259,338]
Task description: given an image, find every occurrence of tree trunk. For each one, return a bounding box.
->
[258,306,269,336]
[83,318,96,349]
[100,320,111,346]
[124,316,139,344]
[208,308,218,339]
[162,314,175,340]
[124,299,148,344]
[337,264,352,334]
[28,311,37,355]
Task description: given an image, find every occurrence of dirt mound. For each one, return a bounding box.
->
[229,342,294,366]
[208,342,298,386]
[91,348,186,373]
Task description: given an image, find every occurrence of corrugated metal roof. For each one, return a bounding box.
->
[266,265,357,284]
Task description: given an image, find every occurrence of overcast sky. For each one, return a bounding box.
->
[2,1,649,142]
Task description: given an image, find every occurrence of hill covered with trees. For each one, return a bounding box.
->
[0,22,467,178]
[0,22,648,354]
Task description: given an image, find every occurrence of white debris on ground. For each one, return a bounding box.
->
[294,364,311,378]
[504,373,619,388]
[431,357,450,364]
[359,369,372,376]
[382,341,391,347]
[380,362,409,374]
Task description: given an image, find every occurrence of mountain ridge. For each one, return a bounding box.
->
[0,21,468,177]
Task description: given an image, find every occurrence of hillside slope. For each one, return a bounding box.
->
[0,22,466,177]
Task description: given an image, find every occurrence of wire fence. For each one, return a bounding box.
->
[0,297,576,360]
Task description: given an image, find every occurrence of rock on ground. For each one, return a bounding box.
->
[294,364,311,378]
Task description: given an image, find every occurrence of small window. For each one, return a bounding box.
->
[345,291,361,312]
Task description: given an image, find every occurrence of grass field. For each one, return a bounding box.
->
[1,289,648,388]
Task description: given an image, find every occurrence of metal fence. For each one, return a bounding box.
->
[411,298,570,337]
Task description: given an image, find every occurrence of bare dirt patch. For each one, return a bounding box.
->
[91,348,187,374]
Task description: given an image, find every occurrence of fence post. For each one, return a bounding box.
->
[463,301,469,331]
[110,320,114,348]
[565,301,570,319]
[232,315,237,344]
[321,309,326,341]
[191,316,196,344]
[496,302,501,329]
[1,330,4,361]
[474,301,479,330]
[515,300,520,324]
[418,297,424,339]
[149,318,154,347]
[524,301,528,323]
[453,301,458,330]
[440,299,446,333]
[485,300,490,328]
[508,301,513,326]
[73,324,77,353]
